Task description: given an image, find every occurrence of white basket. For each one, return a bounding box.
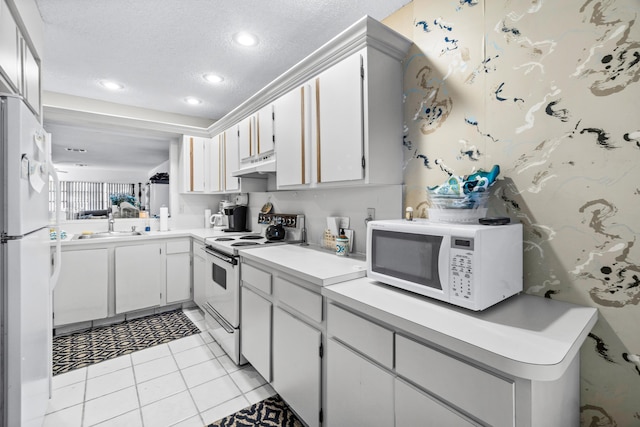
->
[428,207,487,223]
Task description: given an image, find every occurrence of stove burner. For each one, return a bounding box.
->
[215,237,235,241]
[231,242,260,247]
[239,235,263,240]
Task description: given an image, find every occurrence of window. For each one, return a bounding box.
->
[49,181,137,220]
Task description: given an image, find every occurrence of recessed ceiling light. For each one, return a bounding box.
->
[203,73,224,84]
[99,80,124,90]
[65,147,87,153]
[185,97,203,105]
[233,32,259,47]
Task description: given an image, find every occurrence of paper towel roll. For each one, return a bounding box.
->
[159,206,169,231]
[204,209,211,228]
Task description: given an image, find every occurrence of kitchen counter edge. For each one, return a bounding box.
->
[322,278,598,382]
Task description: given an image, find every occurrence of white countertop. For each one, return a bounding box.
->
[239,244,367,287]
[323,278,598,381]
[52,227,232,246]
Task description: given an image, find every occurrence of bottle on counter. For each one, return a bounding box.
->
[336,228,349,257]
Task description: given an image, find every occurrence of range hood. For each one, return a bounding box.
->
[232,158,276,179]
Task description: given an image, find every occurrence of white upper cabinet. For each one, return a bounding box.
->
[223,126,240,192]
[238,115,254,162]
[0,1,20,92]
[274,84,311,187]
[256,104,274,155]
[201,17,410,191]
[22,40,40,113]
[0,1,41,114]
[180,135,207,193]
[274,44,406,190]
[207,134,222,193]
[315,51,364,184]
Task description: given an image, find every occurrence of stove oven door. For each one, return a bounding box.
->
[202,247,245,365]
[204,247,239,328]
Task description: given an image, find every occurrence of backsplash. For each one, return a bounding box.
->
[385,0,639,424]
[247,185,403,253]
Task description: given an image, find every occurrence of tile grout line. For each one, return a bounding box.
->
[168,335,206,427]
[129,353,146,427]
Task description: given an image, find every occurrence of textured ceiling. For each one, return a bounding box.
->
[36,0,411,171]
[37,0,410,120]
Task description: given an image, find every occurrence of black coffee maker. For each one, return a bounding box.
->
[223,205,248,232]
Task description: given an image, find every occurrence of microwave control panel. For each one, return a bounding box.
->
[450,237,474,300]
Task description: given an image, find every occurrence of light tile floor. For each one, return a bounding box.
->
[43,308,275,427]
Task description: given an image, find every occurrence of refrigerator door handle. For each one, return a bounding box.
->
[46,132,61,290]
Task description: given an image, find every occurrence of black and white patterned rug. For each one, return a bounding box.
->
[208,395,303,427]
[52,309,201,376]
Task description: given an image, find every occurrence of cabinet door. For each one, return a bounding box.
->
[274,85,310,187]
[207,136,221,192]
[273,307,321,427]
[316,51,364,184]
[166,252,191,303]
[326,338,394,427]
[115,243,163,313]
[223,127,240,192]
[182,136,206,192]
[0,2,20,91]
[193,243,206,308]
[256,104,274,155]
[22,41,40,113]
[240,286,272,381]
[54,249,108,326]
[238,115,254,161]
[395,378,477,427]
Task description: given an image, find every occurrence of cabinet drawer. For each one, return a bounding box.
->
[395,378,477,427]
[242,263,272,295]
[396,335,514,427]
[166,239,190,254]
[275,277,322,323]
[327,303,393,369]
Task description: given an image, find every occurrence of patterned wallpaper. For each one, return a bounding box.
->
[392,0,640,424]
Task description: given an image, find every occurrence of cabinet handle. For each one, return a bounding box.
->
[300,86,306,184]
[315,77,321,183]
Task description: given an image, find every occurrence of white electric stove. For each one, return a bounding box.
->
[200,214,305,365]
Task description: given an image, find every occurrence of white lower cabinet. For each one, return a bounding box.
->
[240,286,272,381]
[326,338,394,427]
[396,334,514,427]
[273,307,321,427]
[395,378,476,427]
[325,302,514,427]
[115,243,163,313]
[54,248,108,326]
[239,259,324,427]
[166,239,191,303]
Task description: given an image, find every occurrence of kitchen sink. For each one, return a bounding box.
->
[73,231,144,240]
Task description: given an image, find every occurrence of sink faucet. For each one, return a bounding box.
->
[108,213,115,232]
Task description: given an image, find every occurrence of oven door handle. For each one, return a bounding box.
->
[204,303,235,334]
[204,247,238,266]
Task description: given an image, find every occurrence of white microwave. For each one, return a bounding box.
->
[366,219,523,311]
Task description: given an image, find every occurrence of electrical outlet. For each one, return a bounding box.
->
[367,208,375,221]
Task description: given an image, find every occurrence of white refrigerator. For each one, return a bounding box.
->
[1,95,59,427]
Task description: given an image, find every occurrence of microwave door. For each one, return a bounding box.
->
[370,229,448,299]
